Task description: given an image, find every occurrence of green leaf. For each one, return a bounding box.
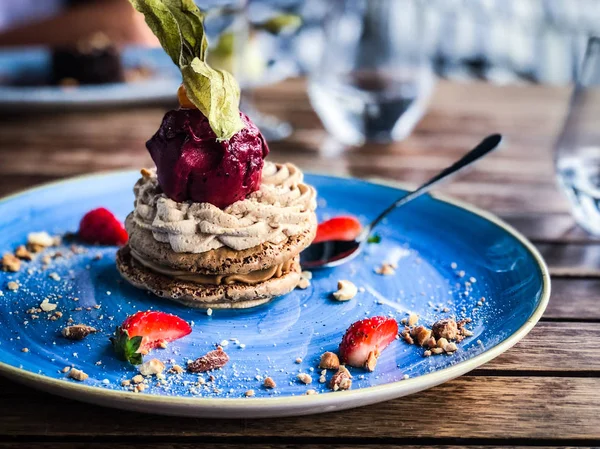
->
[183,58,244,141]
[129,0,243,140]
[367,234,382,244]
[110,328,144,365]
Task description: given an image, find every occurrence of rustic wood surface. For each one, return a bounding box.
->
[0,79,597,447]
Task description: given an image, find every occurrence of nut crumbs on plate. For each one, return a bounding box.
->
[329,366,352,391]
[375,263,396,275]
[263,377,276,389]
[61,324,97,340]
[68,368,88,381]
[297,373,312,384]
[2,253,21,272]
[138,358,165,376]
[318,351,340,370]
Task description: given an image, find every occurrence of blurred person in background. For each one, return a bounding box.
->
[0,0,157,47]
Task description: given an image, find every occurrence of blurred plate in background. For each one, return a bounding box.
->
[0,46,181,110]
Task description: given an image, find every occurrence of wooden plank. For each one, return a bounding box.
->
[501,213,598,243]
[479,322,600,371]
[0,376,598,440]
[545,279,600,319]
[537,243,600,277]
[0,437,566,449]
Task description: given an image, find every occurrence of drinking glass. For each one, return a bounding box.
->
[308,0,434,146]
[555,36,600,235]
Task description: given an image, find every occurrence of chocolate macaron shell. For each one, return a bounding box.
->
[116,246,302,309]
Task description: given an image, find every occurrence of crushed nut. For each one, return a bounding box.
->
[444,342,458,353]
[297,276,311,290]
[365,351,378,372]
[168,365,184,374]
[332,280,358,301]
[61,324,96,340]
[21,347,29,353]
[431,347,444,355]
[432,318,459,340]
[187,347,229,373]
[411,326,432,347]
[375,263,395,275]
[27,231,55,248]
[305,389,317,395]
[437,337,449,348]
[7,281,18,291]
[68,368,88,381]
[318,351,340,370]
[297,373,312,384]
[158,340,168,349]
[14,245,33,261]
[61,366,71,373]
[263,377,276,389]
[2,253,21,272]
[244,389,255,397]
[330,365,352,391]
[131,374,144,384]
[138,358,165,376]
[407,313,419,326]
[295,357,303,364]
[40,298,57,312]
[141,168,153,178]
[121,380,131,387]
[423,350,432,357]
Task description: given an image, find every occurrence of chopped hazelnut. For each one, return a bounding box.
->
[131,374,144,384]
[318,351,340,370]
[263,377,276,389]
[443,342,458,353]
[27,231,55,248]
[138,358,165,376]
[14,245,33,261]
[329,366,352,391]
[68,368,88,381]
[244,390,255,397]
[62,324,96,340]
[365,351,378,372]
[432,318,459,340]
[7,281,18,291]
[407,313,419,326]
[168,364,185,374]
[437,337,449,348]
[305,389,317,395]
[411,326,432,347]
[297,373,312,384]
[2,253,21,272]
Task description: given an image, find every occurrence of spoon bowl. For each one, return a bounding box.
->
[301,133,503,269]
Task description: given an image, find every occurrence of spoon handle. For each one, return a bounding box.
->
[363,133,502,237]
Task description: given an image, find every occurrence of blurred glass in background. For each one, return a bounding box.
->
[555,37,600,235]
[308,0,434,146]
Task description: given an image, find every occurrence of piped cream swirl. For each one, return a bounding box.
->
[132,162,317,254]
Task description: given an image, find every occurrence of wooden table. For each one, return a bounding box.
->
[1,79,598,447]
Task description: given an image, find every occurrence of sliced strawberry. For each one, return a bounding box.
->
[111,311,192,364]
[79,207,128,246]
[339,316,399,370]
[313,216,362,244]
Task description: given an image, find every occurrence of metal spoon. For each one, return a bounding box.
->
[301,133,503,269]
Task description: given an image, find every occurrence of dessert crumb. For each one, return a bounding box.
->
[206,308,213,316]
[131,375,144,384]
[295,357,303,364]
[330,366,352,391]
[7,281,19,291]
[21,347,29,353]
[244,389,255,397]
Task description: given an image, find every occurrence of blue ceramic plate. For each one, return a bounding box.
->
[0,47,180,110]
[0,171,549,418]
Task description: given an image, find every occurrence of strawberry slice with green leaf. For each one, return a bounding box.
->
[339,316,399,370]
[110,311,192,365]
[313,216,362,244]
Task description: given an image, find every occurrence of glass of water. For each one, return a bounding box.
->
[308,0,434,146]
[555,36,600,235]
